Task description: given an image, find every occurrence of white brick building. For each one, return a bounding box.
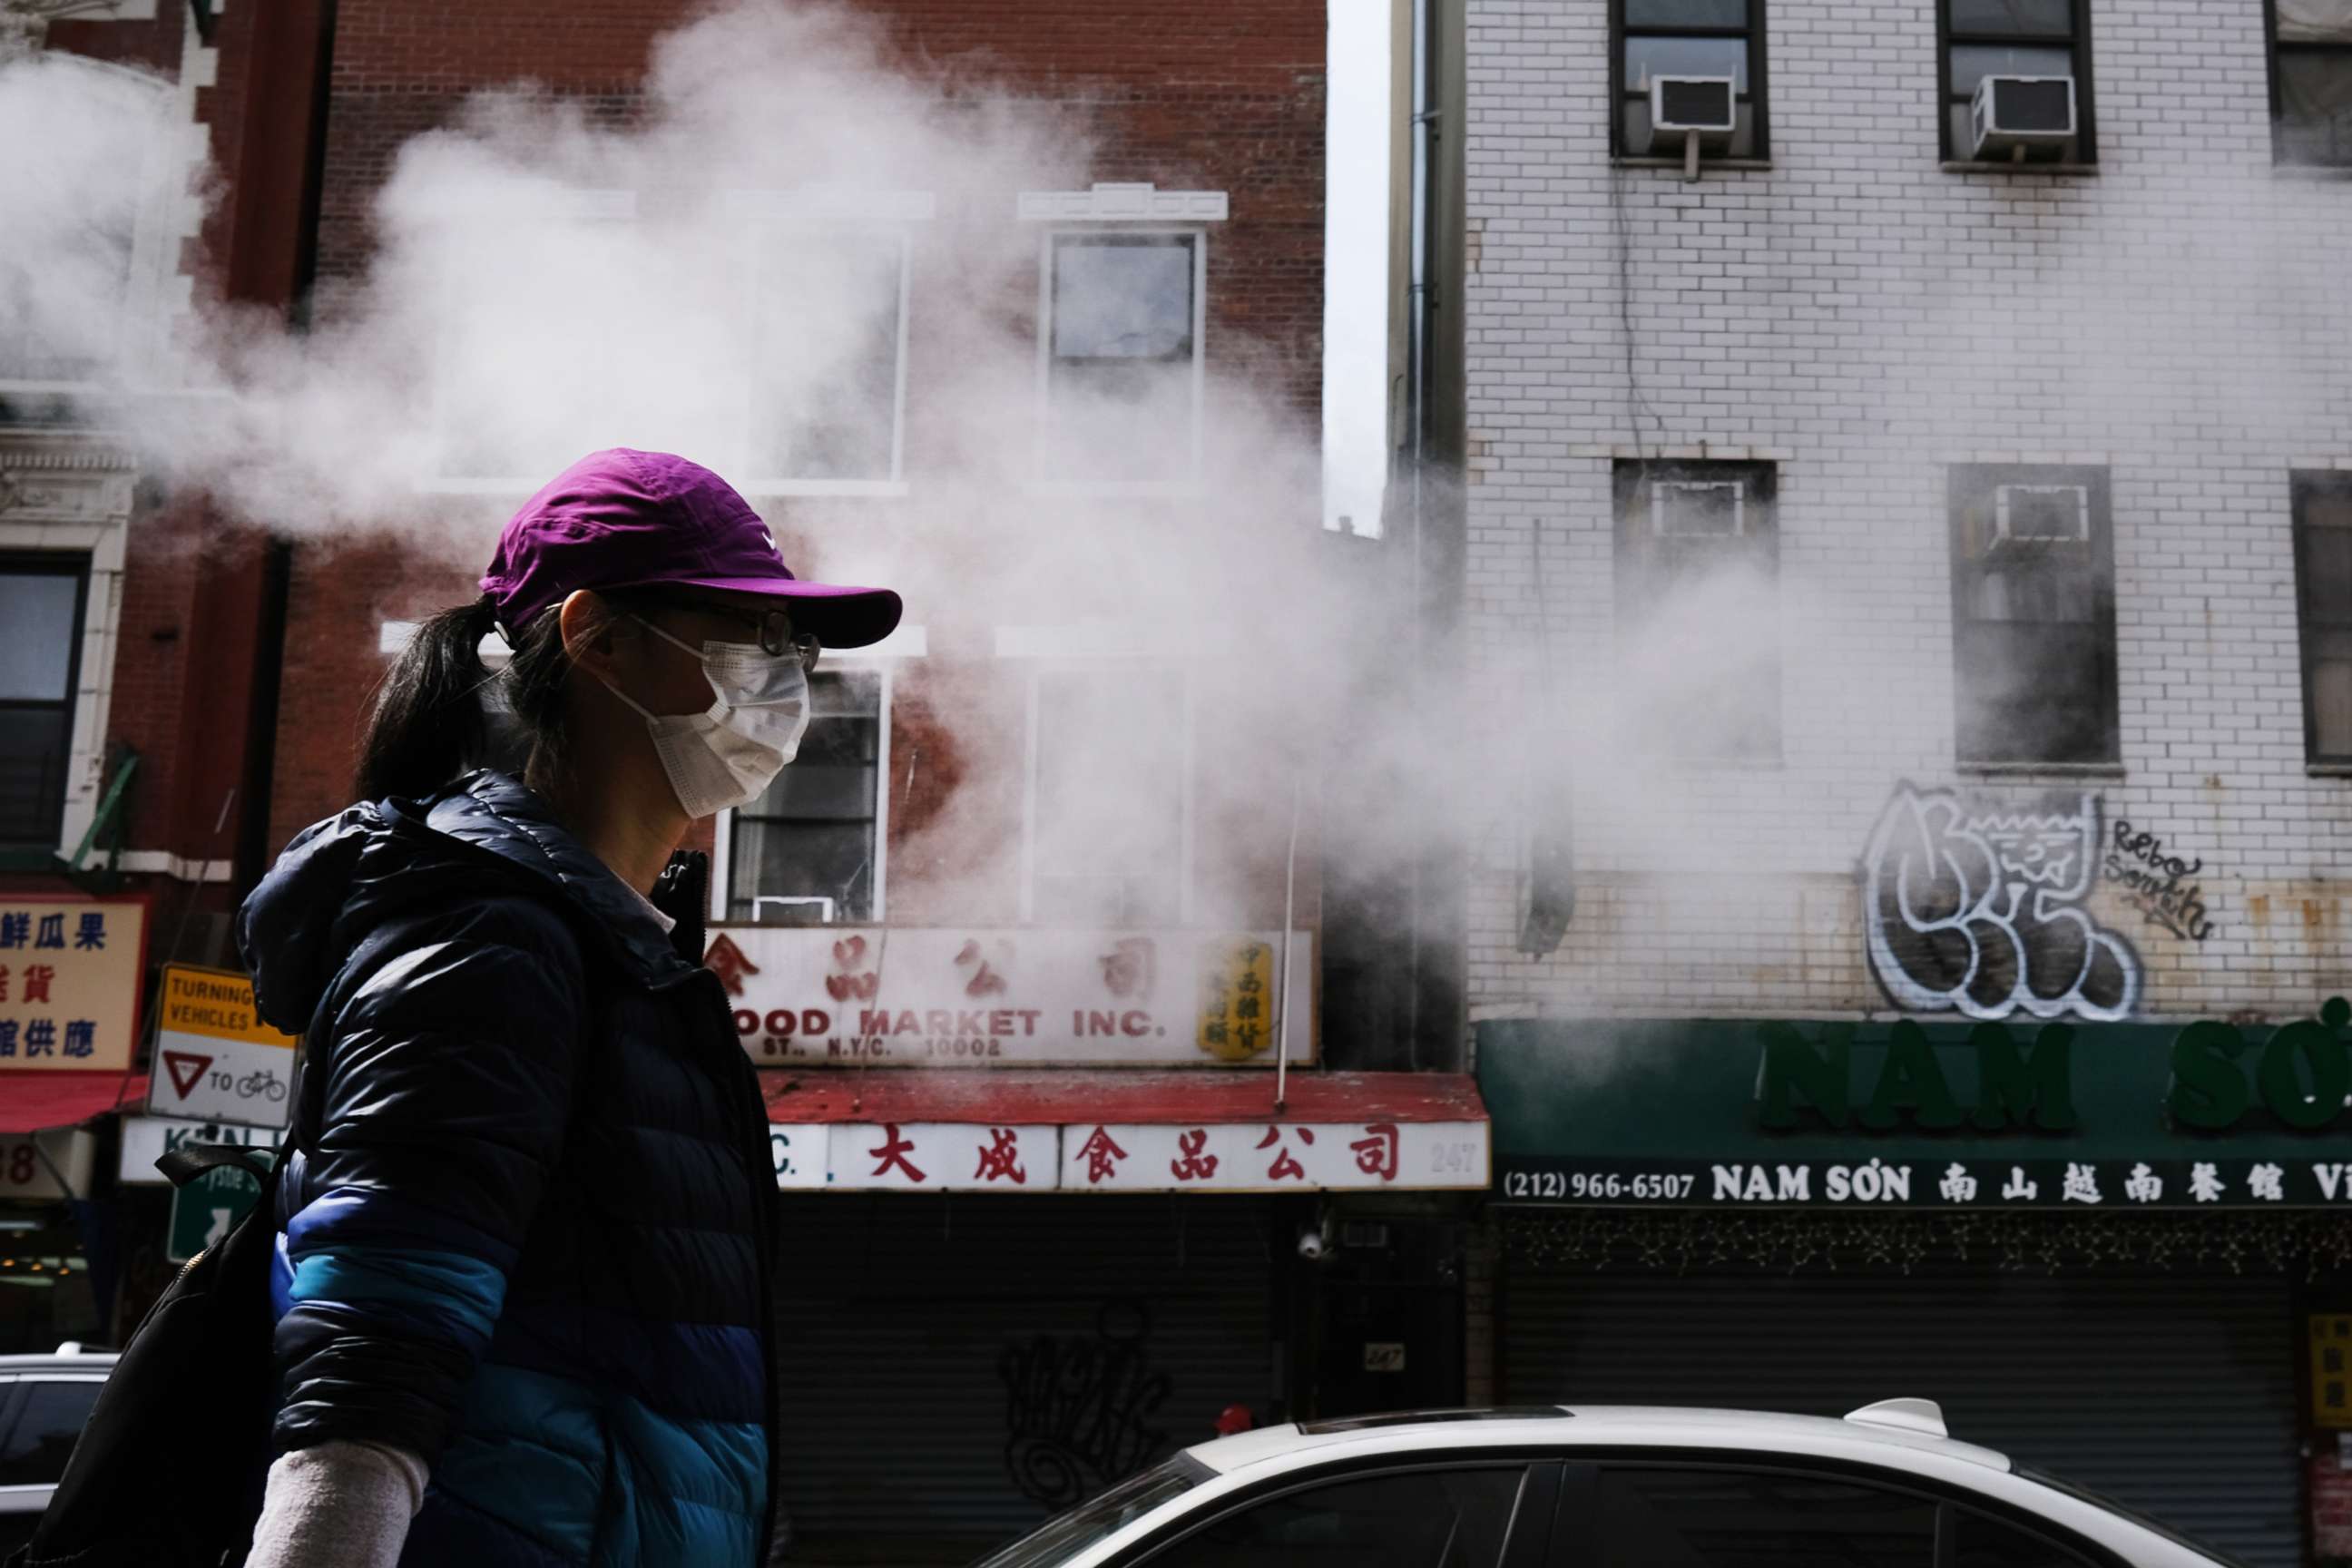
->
[1457,0,2352,1028]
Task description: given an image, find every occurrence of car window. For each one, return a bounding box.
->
[1146,1465,1528,1568]
[0,1379,102,1487]
[973,1458,1209,1568]
[1951,1507,2102,1568]
[1593,1466,1936,1568]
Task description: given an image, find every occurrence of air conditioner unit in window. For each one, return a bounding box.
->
[1649,75,1738,150]
[1992,483,2090,549]
[1971,75,2075,160]
[1651,479,1746,537]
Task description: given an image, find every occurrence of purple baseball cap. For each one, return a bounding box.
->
[480,448,902,647]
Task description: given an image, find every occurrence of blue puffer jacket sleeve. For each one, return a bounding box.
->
[269,893,584,1463]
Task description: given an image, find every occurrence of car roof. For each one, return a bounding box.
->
[1185,1403,2011,1477]
[0,1350,119,1373]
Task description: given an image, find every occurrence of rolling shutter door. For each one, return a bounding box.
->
[773,1195,1274,1563]
[1500,1267,2299,1568]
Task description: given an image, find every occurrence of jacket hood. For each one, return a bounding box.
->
[238,770,701,1036]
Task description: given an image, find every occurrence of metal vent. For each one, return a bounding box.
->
[1654,76,1736,133]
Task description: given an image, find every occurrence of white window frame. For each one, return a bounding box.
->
[0,439,134,864]
[417,188,929,499]
[1020,184,1226,501]
[1002,624,1196,927]
[709,622,926,926]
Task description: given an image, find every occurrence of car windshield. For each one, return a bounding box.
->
[2019,1466,2255,1568]
[968,1456,1210,1568]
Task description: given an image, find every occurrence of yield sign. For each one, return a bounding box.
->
[162,1050,214,1101]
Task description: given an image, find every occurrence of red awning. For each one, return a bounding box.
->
[760,1069,1485,1126]
[0,1071,148,1135]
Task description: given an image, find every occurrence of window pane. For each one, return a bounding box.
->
[1033,669,1183,927]
[2313,658,2352,758]
[1052,238,1195,361]
[1950,43,2073,97]
[1595,1467,1936,1568]
[2304,518,2352,622]
[0,573,81,701]
[729,670,880,923]
[0,710,74,844]
[1952,1509,2101,1568]
[1625,0,1749,26]
[2278,52,2352,166]
[2278,0,2352,44]
[0,1380,102,1485]
[1149,1467,1526,1568]
[1955,622,2111,762]
[750,234,903,481]
[1950,0,2075,36]
[1626,34,1749,93]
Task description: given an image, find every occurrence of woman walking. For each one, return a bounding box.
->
[234,448,900,1568]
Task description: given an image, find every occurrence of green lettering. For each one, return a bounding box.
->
[1759,1021,1848,1129]
[1864,1021,1962,1130]
[2167,1020,2250,1130]
[2257,1020,2350,1131]
[1972,1022,2078,1132]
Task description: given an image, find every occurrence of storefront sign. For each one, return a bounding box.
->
[707,927,1316,1067]
[0,898,146,1073]
[765,1117,1490,1192]
[146,965,299,1128]
[0,1129,96,1201]
[1481,1004,2352,1210]
[115,1114,289,1186]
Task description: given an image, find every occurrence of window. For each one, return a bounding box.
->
[1948,465,2118,765]
[2293,471,2352,765]
[743,229,909,487]
[0,556,90,847]
[0,1377,103,1486]
[1025,667,1186,926]
[1948,1507,2102,1568]
[2271,1,2352,166]
[1040,233,1204,485]
[1612,459,1782,760]
[1595,1466,1936,1568]
[1145,1465,1528,1568]
[1613,0,1769,159]
[1940,0,2094,163]
[725,669,885,924]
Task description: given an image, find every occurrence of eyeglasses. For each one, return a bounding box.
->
[657,598,822,670]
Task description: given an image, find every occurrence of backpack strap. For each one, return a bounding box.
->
[154,1144,274,1187]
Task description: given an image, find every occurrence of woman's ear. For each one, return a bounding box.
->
[557,590,626,683]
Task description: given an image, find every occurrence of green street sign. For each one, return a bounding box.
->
[165,1155,272,1264]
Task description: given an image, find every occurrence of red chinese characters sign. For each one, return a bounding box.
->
[713,926,1316,1068]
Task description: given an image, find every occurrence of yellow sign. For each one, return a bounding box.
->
[2315,1314,2352,1428]
[160,965,298,1047]
[0,899,145,1073]
[1196,937,1275,1062]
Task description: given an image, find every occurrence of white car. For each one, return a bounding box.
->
[975,1402,2239,1568]
[0,1347,115,1555]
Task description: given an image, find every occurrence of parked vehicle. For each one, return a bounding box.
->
[974,1401,2244,1568]
[0,1348,116,1554]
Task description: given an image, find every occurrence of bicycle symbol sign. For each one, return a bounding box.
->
[148,965,299,1130]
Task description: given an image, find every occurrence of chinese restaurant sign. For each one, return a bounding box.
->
[0,899,145,1072]
[707,927,1317,1067]
[767,1119,1490,1192]
[1479,1001,2352,1210]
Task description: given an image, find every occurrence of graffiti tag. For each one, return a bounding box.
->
[999,1301,1171,1510]
[2103,818,2215,943]
[1862,785,2139,1023]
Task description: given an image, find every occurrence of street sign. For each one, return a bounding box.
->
[115,1115,287,1185]
[165,1152,272,1264]
[146,965,298,1128]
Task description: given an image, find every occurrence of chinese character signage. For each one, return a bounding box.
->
[709,927,1316,1067]
[762,1118,1490,1192]
[1481,1005,2352,1210]
[145,965,299,1128]
[0,898,144,1073]
[2316,1315,2352,1430]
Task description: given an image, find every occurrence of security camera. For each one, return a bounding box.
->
[1296,1223,1328,1261]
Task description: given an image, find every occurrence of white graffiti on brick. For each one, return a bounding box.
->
[1862,785,2139,1023]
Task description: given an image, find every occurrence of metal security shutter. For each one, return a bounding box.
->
[774,1196,1274,1564]
[1500,1267,2300,1568]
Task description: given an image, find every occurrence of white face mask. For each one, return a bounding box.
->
[601,615,811,818]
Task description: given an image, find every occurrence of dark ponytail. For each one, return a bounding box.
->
[357,596,501,800]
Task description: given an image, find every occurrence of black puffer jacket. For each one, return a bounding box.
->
[236,769,777,1568]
